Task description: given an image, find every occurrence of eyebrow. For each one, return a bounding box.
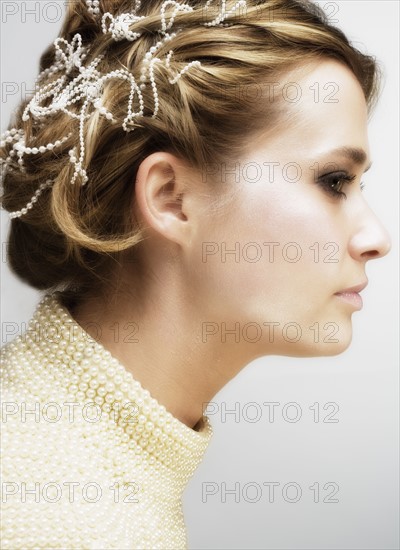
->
[326,146,372,172]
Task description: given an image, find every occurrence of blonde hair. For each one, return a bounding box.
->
[1,0,381,306]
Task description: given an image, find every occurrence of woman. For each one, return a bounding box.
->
[0,0,392,548]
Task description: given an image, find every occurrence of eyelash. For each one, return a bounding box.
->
[318,172,365,200]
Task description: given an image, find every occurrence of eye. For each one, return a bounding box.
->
[317,171,357,200]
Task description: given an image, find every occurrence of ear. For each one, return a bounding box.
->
[134,152,195,247]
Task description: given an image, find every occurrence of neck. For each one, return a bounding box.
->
[66,276,252,430]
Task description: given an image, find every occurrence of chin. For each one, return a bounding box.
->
[271,325,354,358]
[313,338,353,356]
[303,312,354,356]
[300,334,353,357]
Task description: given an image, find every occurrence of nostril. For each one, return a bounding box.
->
[361,250,381,259]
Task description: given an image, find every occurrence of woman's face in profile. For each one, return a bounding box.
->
[188,58,391,358]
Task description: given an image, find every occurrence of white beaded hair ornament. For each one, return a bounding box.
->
[1,0,247,219]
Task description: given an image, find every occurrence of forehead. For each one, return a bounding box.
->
[250,58,370,163]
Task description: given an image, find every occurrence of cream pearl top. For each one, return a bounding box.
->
[0,291,213,549]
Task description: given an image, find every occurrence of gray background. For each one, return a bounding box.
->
[1,1,398,549]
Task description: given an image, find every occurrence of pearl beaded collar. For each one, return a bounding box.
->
[1,291,214,548]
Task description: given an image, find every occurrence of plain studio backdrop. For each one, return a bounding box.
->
[0,1,398,549]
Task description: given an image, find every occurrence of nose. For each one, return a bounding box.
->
[348,202,392,261]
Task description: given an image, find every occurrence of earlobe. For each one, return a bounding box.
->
[133,153,191,245]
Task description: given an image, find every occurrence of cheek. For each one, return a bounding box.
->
[191,182,345,322]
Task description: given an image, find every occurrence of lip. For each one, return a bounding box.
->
[334,280,368,294]
[334,280,367,310]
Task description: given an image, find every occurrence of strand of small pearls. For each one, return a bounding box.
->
[0,129,25,183]
[5,51,108,215]
[9,180,54,219]
[0,129,72,206]
[202,0,247,26]
[87,0,143,20]
[101,12,145,41]
[86,0,100,18]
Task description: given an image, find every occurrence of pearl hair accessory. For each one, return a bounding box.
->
[1,0,247,220]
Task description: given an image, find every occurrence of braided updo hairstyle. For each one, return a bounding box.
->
[0,0,381,307]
